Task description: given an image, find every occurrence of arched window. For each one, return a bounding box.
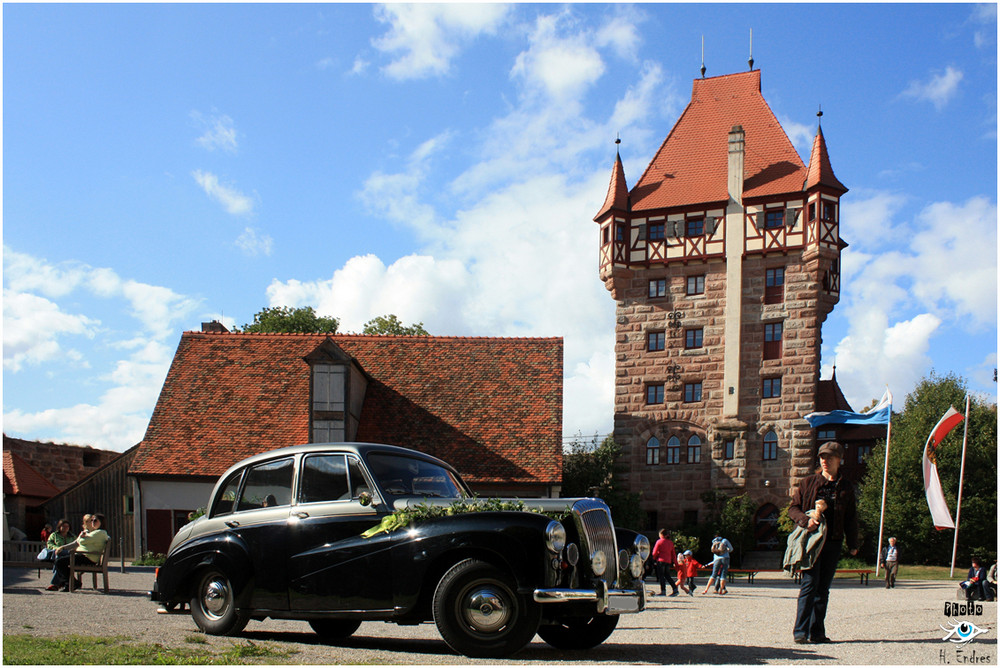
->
[763,431,778,460]
[687,435,702,463]
[666,436,681,465]
[645,437,660,465]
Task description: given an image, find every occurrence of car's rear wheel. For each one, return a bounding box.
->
[190,568,249,636]
[432,558,540,658]
[538,613,619,650]
[309,619,362,640]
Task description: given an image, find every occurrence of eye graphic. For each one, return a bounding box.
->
[940,620,987,644]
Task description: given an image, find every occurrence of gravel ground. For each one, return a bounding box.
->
[3,566,996,664]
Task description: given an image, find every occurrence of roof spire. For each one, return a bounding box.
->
[817,104,823,127]
[615,132,621,155]
[748,28,754,71]
[700,35,706,78]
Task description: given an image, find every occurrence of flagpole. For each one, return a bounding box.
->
[875,391,892,578]
[949,394,971,578]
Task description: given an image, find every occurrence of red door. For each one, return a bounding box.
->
[146,509,173,554]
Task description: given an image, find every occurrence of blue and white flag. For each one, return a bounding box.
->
[803,387,892,427]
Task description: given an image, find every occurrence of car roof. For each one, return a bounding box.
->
[217,442,459,480]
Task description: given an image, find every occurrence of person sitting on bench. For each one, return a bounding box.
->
[47,513,108,592]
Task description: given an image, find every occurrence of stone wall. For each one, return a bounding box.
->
[3,435,120,492]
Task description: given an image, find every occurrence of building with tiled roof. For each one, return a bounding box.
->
[594,68,849,540]
[129,325,563,553]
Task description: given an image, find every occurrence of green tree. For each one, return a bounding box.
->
[362,314,429,336]
[856,372,997,565]
[562,434,644,531]
[719,493,758,566]
[239,306,339,334]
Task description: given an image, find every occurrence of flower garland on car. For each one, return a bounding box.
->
[361,497,570,538]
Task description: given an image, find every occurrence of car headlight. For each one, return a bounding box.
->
[630,553,644,578]
[565,543,579,566]
[634,534,651,562]
[545,521,566,554]
[591,549,607,576]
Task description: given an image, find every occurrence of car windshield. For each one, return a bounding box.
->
[367,453,468,499]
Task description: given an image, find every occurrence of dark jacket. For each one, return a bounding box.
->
[788,472,858,552]
[880,544,901,565]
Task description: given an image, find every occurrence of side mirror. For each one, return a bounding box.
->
[357,491,373,507]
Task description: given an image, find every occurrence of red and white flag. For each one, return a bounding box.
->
[922,406,964,530]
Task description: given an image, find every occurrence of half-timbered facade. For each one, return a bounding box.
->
[594,69,848,536]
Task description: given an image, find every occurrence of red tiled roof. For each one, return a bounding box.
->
[129,333,563,485]
[594,151,629,221]
[630,70,806,211]
[3,449,60,499]
[804,124,848,193]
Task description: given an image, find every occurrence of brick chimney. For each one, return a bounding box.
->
[727,125,745,204]
[201,320,229,334]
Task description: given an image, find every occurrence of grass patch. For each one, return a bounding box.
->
[2,634,297,665]
[831,562,969,581]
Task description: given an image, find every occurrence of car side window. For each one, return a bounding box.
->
[211,470,243,518]
[300,454,350,504]
[237,458,294,511]
[348,457,371,499]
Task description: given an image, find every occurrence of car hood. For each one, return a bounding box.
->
[391,497,594,513]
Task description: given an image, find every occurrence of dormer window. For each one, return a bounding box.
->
[765,210,784,229]
[305,340,369,444]
[686,217,704,236]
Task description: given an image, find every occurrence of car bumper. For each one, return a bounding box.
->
[533,580,646,614]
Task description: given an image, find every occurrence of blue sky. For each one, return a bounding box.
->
[3,3,997,452]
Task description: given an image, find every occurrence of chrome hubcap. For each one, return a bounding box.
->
[202,578,230,619]
[463,586,510,633]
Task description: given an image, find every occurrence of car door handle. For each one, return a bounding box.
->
[292,511,309,519]
[225,520,240,528]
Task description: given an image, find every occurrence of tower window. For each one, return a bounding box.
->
[857,444,872,464]
[602,226,610,245]
[686,275,705,296]
[763,322,783,360]
[686,218,704,236]
[687,435,702,463]
[615,224,626,242]
[817,429,836,441]
[649,223,665,241]
[808,202,817,221]
[822,201,837,221]
[724,440,735,460]
[684,382,703,403]
[685,328,704,350]
[646,437,660,465]
[763,431,778,460]
[666,436,681,464]
[648,331,665,352]
[765,210,785,229]
[647,383,665,405]
[763,377,782,399]
[765,267,785,304]
[649,279,667,299]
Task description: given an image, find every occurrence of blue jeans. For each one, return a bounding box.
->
[711,557,730,582]
[794,539,841,640]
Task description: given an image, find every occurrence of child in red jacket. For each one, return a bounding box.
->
[677,550,703,596]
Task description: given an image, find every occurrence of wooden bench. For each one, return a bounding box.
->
[3,540,47,576]
[68,550,110,594]
[837,568,874,585]
[720,568,873,585]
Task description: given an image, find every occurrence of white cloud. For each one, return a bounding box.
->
[511,12,606,104]
[372,3,510,80]
[192,169,255,216]
[191,111,238,153]
[2,290,97,372]
[3,340,175,451]
[235,227,274,257]
[901,66,964,110]
[349,57,369,76]
[777,115,814,157]
[826,194,996,409]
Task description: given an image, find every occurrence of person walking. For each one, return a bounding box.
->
[788,442,858,644]
[677,550,702,597]
[650,529,679,596]
[879,537,900,589]
[703,533,733,595]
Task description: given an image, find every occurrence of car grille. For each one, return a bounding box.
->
[571,498,619,585]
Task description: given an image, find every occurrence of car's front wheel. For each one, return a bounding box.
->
[538,613,619,650]
[190,568,249,636]
[309,619,362,640]
[432,558,540,658]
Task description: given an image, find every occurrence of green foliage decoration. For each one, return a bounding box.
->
[361,498,571,538]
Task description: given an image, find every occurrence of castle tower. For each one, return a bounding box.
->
[593,70,847,536]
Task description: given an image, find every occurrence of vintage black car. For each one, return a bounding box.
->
[150,442,648,658]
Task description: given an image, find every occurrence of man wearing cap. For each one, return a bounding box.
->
[787,441,858,644]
